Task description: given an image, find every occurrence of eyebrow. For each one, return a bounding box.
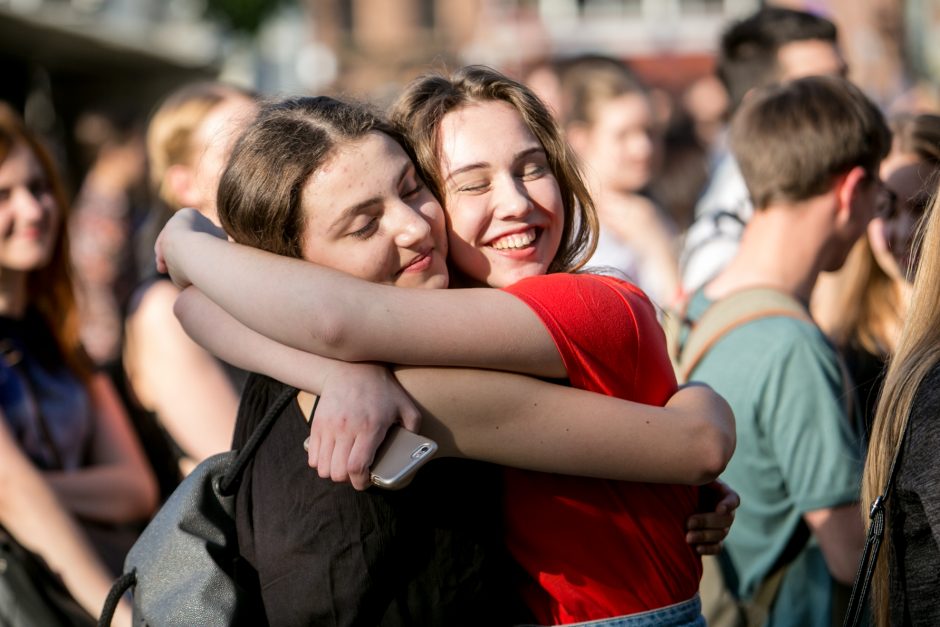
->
[328,161,411,232]
[445,146,546,181]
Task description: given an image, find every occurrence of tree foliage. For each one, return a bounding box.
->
[205,0,289,34]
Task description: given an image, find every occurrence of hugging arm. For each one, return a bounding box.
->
[177,287,735,488]
[158,209,566,377]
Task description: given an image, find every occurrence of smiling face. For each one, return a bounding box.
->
[299,131,449,289]
[438,100,564,288]
[0,140,60,275]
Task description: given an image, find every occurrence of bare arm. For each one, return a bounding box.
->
[160,209,565,377]
[803,503,865,584]
[124,279,240,465]
[0,413,132,624]
[177,287,735,487]
[45,374,159,523]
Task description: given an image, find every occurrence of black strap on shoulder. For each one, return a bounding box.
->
[842,407,912,627]
[219,385,303,497]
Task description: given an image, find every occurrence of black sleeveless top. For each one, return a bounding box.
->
[232,374,532,627]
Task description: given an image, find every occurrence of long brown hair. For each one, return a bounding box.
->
[862,185,940,626]
[389,65,598,274]
[0,103,91,380]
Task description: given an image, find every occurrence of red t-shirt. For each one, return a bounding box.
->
[502,273,701,624]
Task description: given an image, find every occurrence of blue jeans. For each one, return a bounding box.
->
[518,594,705,627]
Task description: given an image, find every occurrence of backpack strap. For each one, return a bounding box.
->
[671,287,811,383]
[219,384,302,496]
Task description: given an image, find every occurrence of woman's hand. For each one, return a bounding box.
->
[685,480,740,555]
[155,208,226,287]
[307,362,422,491]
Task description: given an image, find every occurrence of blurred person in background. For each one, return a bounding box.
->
[813,113,940,431]
[0,101,153,625]
[679,6,847,296]
[560,55,682,307]
[68,109,148,367]
[123,82,257,477]
[862,178,940,627]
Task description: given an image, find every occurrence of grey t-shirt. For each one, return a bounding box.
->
[889,361,940,625]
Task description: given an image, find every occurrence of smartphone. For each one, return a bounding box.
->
[369,426,438,490]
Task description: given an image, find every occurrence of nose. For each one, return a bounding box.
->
[13,186,47,222]
[491,175,533,221]
[391,200,433,249]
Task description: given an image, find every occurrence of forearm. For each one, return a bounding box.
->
[166,229,355,357]
[397,367,734,484]
[44,464,155,523]
[175,287,341,393]
[164,213,563,376]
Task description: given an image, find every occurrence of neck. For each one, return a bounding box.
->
[0,269,29,318]
[705,201,830,305]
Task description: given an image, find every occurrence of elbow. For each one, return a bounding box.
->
[172,286,198,330]
[309,310,369,362]
[116,467,160,522]
[692,418,736,485]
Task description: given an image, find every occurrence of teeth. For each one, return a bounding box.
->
[491,229,536,250]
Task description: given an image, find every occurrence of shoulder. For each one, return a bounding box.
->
[126,278,179,325]
[505,273,659,331]
[505,272,653,307]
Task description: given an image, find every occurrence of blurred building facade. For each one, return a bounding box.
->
[2,0,939,178]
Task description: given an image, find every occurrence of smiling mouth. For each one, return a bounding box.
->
[489,228,538,251]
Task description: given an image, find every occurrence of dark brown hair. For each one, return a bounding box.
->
[718,7,839,112]
[730,75,890,210]
[0,103,91,380]
[389,65,598,274]
[218,96,414,259]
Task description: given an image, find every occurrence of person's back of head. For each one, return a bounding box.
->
[718,7,842,113]
[729,75,890,212]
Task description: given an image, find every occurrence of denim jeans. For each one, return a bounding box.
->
[518,594,705,627]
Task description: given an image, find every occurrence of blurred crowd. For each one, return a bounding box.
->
[2,4,940,626]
